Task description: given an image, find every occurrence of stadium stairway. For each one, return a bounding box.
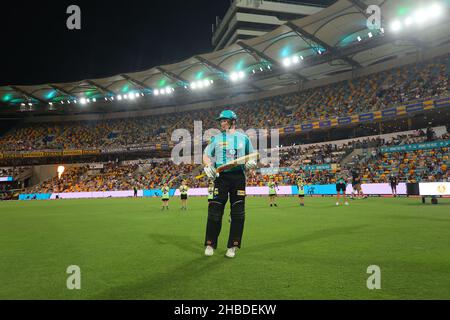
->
[340,148,364,167]
[15,168,33,182]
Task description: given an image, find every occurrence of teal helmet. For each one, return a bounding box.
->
[216,110,237,121]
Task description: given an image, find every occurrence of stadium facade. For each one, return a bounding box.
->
[1,0,449,115]
[211,0,324,51]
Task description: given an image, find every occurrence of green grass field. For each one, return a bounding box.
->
[1,196,450,300]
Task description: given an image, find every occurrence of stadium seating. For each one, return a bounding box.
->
[22,129,449,193]
[27,161,198,193]
[0,53,448,152]
[0,167,31,179]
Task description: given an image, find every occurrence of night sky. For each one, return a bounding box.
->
[0,0,336,86]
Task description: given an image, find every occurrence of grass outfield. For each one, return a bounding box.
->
[1,196,450,300]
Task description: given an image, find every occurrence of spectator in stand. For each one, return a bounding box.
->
[1,53,448,152]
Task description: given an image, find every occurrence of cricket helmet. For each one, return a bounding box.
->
[217,110,237,121]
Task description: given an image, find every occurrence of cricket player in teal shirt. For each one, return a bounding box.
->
[203,110,257,258]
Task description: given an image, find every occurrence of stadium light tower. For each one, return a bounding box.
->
[413,9,427,25]
[153,87,174,96]
[404,16,413,26]
[390,20,402,32]
[429,3,443,18]
[389,3,446,34]
[283,58,292,67]
[283,55,302,68]
[229,71,245,82]
[190,79,212,90]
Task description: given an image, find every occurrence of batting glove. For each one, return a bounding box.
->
[245,160,257,170]
[204,165,218,179]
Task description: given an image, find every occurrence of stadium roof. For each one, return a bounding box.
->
[1,0,449,116]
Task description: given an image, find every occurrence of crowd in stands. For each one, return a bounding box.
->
[279,143,354,167]
[27,161,198,194]
[0,167,30,178]
[24,128,449,193]
[293,54,449,122]
[0,54,449,152]
[356,147,449,184]
[242,128,449,186]
[352,130,450,184]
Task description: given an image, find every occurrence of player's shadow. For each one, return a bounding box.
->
[89,226,368,299]
[90,254,226,299]
[89,233,228,299]
[246,224,369,252]
[148,233,202,255]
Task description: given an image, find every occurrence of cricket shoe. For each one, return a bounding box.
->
[204,246,214,257]
[225,247,237,258]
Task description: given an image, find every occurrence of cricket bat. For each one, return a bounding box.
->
[196,152,259,179]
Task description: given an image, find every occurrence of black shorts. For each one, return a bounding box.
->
[180,194,187,200]
[269,194,276,197]
[336,183,346,192]
[212,170,246,203]
[162,198,169,202]
[298,194,305,198]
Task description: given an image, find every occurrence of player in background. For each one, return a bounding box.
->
[351,167,366,200]
[268,176,278,207]
[389,173,398,197]
[335,170,349,206]
[179,180,189,210]
[202,110,257,258]
[133,186,138,198]
[161,182,170,210]
[296,176,305,206]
